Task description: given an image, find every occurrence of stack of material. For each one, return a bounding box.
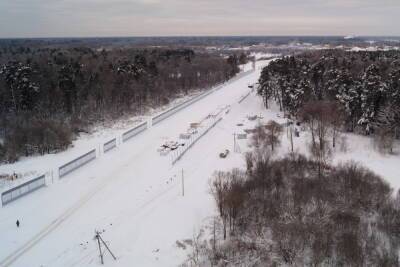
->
[244,128,257,134]
[179,133,191,139]
[188,128,198,134]
[190,122,200,128]
[180,127,199,140]
[237,133,247,140]
[158,141,183,156]
[247,115,258,121]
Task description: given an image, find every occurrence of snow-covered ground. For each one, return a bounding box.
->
[0,60,267,267]
[348,46,400,52]
[1,58,399,267]
[250,52,281,60]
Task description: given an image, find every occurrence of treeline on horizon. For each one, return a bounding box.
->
[1,36,398,50]
[0,46,241,163]
[258,50,400,141]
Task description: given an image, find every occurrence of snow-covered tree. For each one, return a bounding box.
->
[0,62,39,113]
[358,65,387,133]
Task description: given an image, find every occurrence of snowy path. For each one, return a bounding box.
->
[0,61,272,267]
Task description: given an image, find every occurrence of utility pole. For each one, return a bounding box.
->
[181,169,185,197]
[233,133,236,153]
[95,231,104,264]
[95,231,117,264]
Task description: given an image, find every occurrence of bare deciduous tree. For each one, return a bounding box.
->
[301,101,334,176]
[209,171,229,240]
[264,120,283,152]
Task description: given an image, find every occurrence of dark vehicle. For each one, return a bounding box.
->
[219,149,230,158]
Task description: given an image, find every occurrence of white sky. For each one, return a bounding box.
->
[0,0,399,38]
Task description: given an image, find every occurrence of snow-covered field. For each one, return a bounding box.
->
[1,59,399,267]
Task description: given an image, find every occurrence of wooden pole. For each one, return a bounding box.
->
[182,169,184,197]
[233,133,236,152]
[99,234,117,260]
[95,232,104,264]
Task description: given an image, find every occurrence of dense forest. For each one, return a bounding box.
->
[200,150,400,266]
[258,50,400,141]
[0,47,240,162]
[187,121,400,266]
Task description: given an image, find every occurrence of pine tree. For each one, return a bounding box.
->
[358,65,387,133]
[0,62,39,113]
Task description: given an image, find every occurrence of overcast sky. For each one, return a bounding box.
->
[0,0,399,38]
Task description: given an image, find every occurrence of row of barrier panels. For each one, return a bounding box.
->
[152,69,255,126]
[59,149,97,178]
[151,88,216,126]
[1,175,46,206]
[122,121,148,142]
[171,117,223,165]
[103,138,117,153]
[0,69,255,206]
[0,120,148,205]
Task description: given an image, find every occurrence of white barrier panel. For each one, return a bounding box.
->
[122,121,147,142]
[59,149,96,178]
[152,84,220,126]
[152,96,199,126]
[1,175,46,206]
[104,138,117,153]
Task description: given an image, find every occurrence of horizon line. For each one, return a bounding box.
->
[1,34,400,41]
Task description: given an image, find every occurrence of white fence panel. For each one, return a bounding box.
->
[59,149,96,178]
[151,84,219,126]
[122,122,147,142]
[1,175,46,206]
[103,138,117,153]
[151,96,198,126]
